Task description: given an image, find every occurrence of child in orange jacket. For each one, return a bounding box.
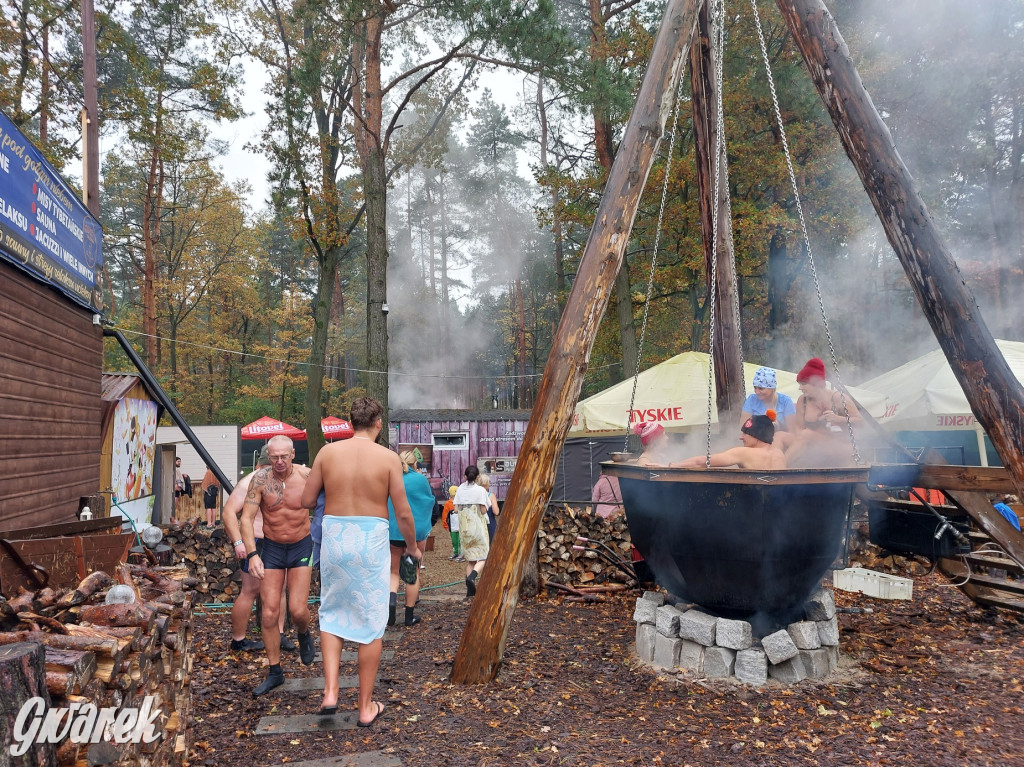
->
[441,485,461,559]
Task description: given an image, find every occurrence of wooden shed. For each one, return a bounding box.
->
[100,373,163,528]
[390,409,531,501]
[0,260,103,529]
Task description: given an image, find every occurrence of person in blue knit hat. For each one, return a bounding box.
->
[741,366,796,431]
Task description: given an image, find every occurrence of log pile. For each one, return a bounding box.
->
[161,520,239,602]
[162,520,320,600]
[538,505,635,588]
[0,564,197,767]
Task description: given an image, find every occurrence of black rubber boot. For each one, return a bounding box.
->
[405,606,420,627]
[279,633,298,652]
[298,630,315,666]
[230,637,265,652]
[387,592,397,626]
[253,666,284,697]
[466,570,478,598]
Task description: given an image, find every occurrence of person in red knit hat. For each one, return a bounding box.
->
[778,357,862,464]
[634,421,670,466]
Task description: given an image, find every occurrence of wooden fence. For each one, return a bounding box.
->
[176,480,223,522]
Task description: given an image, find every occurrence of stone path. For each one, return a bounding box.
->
[311,649,394,664]
[266,751,401,767]
[256,627,406,764]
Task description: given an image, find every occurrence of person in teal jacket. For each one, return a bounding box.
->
[386,450,436,626]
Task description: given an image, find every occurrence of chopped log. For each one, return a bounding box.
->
[563,594,607,602]
[20,612,69,634]
[572,584,628,593]
[43,647,97,691]
[54,739,78,767]
[0,631,123,664]
[542,580,585,596]
[9,589,38,613]
[45,670,75,697]
[0,642,57,766]
[56,570,113,608]
[63,624,142,651]
[128,564,183,594]
[78,602,156,631]
[35,588,59,610]
[116,563,144,603]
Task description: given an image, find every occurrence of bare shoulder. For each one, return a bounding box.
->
[375,444,402,462]
[295,465,311,479]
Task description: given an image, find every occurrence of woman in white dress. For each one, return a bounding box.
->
[453,465,491,597]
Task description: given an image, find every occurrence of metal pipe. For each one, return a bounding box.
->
[104,328,233,493]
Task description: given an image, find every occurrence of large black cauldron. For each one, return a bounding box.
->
[603,464,868,630]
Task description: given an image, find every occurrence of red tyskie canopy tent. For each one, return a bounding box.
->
[241,416,307,440]
[321,416,354,441]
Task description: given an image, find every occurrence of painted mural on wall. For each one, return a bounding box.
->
[111,398,158,503]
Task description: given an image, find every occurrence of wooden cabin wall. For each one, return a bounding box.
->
[0,262,102,528]
[395,416,529,501]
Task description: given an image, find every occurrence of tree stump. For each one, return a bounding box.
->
[0,642,57,766]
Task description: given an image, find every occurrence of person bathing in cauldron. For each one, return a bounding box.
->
[672,411,786,470]
[741,366,795,431]
[634,422,670,466]
[775,357,861,464]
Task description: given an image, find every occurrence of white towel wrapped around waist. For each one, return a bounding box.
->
[319,515,390,644]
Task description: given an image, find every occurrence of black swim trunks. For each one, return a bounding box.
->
[203,486,219,508]
[257,535,314,570]
[241,537,263,574]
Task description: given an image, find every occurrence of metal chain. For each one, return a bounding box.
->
[624,71,688,452]
[704,0,728,465]
[749,0,861,463]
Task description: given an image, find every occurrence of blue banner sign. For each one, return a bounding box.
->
[0,112,103,311]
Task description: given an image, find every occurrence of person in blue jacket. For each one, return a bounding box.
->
[386,450,435,626]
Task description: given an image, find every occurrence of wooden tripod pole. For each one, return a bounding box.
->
[775,0,1024,501]
[450,0,703,685]
[690,2,745,418]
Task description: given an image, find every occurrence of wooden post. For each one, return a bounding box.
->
[775,0,1024,500]
[0,642,57,766]
[450,0,703,684]
[690,2,745,418]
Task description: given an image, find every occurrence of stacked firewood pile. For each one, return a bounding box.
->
[0,563,197,766]
[162,521,320,601]
[162,521,238,603]
[539,505,636,597]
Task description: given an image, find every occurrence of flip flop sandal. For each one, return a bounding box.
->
[356,701,386,728]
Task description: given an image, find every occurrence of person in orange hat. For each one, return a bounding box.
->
[673,411,786,470]
[634,421,670,466]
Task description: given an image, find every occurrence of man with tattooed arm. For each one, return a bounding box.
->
[241,434,316,696]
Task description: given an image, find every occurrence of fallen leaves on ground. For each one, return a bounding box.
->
[186,570,1024,766]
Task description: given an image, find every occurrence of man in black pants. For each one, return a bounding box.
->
[241,435,316,696]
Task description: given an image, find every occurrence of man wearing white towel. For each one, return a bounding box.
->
[302,397,420,727]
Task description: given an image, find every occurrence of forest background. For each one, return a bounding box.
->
[2,0,1022,457]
